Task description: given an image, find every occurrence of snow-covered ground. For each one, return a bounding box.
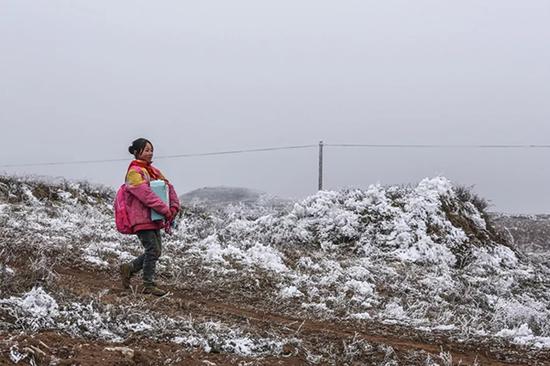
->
[175,177,550,349]
[1,173,550,364]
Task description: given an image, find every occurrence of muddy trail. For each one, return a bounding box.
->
[2,264,548,366]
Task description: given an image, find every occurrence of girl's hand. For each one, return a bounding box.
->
[164,211,174,223]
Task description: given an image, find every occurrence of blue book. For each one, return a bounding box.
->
[150,180,169,221]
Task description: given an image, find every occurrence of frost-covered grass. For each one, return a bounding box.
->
[0,287,289,358]
[1,173,550,353]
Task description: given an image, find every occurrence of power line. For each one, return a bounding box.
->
[0,157,129,168]
[1,143,549,169]
[155,144,317,159]
[325,143,550,149]
[0,144,318,168]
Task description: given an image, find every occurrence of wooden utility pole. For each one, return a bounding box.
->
[318,140,324,190]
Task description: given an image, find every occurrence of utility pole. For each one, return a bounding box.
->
[318,140,324,191]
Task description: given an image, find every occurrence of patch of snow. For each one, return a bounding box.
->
[21,185,41,206]
[279,286,303,299]
[0,264,15,275]
[126,321,153,332]
[19,287,59,318]
[0,287,59,331]
[83,255,109,267]
[9,345,26,363]
[344,279,374,298]
[392,239,456,266]
[222,337,256,356]
[350,312,372,320]
[496,324,550,348]
[382,302,408,321]
[244,243,287,273]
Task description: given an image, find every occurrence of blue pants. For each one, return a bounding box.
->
[132,230,162,286]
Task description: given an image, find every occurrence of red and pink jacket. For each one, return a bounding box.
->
[124,161,180,233]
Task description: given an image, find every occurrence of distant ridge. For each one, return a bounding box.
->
[180,186,292,210]
[490,213,550,253]
[181,186,262,205]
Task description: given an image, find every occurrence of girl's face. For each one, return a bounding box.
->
[137,143,154,163]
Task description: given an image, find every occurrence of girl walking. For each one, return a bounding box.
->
[119,138,180,296]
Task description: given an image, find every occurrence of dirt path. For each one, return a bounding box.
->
[50,267,550,366]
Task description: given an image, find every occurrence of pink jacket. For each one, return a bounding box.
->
[124,165,181,233]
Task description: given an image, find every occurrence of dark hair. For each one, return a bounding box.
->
[128,138,153,157]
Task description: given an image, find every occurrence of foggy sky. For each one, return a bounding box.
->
[1,1,549,213]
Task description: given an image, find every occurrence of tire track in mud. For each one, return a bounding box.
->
[54,267,549,366]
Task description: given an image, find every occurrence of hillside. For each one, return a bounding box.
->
[1,174,549,365]
[491,213,550,254]
[181,186,292,213]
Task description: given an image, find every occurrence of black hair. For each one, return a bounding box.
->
[128,138,153,158]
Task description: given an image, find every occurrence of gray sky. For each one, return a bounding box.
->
[1,0,549,213]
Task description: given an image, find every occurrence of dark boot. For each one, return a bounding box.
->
[119,263,133,289]
[142,284,167,296]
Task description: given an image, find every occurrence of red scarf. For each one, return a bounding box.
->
[128,160,167,182]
